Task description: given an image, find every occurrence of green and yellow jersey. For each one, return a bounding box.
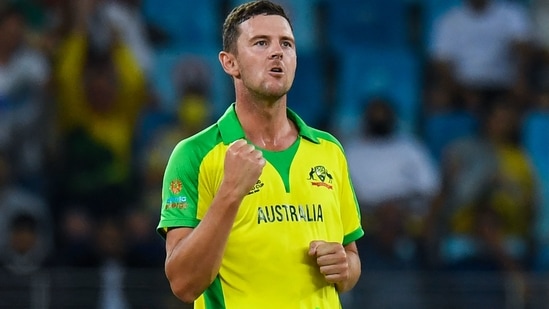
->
[158,104,364,309]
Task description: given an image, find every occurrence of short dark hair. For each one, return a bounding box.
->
[222,0,292,54]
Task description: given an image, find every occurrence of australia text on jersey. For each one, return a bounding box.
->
[257,204,323,224]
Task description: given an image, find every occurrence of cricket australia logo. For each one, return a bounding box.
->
[308,165,333,189]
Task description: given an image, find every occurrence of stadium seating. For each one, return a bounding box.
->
[141,0,221,49]
[422,111,478,165]
[323,0,410,53]
[332,47,422,138]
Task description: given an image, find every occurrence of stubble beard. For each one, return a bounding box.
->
[245,78,292,103]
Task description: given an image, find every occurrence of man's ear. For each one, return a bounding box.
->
[219,51,240,78]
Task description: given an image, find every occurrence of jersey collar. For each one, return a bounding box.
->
[217,103,320,145]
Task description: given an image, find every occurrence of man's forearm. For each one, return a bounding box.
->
[165,187,244,302]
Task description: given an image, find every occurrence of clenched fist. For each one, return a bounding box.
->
[308,240,349,284]
[223,139,266,198]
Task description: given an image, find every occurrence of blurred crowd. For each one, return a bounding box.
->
[0,0,549,308]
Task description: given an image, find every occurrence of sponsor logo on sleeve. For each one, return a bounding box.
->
[169,179,183,194]
[165,196,188,210]
[166,179,187,209]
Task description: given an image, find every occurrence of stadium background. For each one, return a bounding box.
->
[1,0,549,308]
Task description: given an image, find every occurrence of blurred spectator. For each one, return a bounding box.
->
[0,157,53,308]
[347,98,441,252]
[0,191,53,275]
[52,0,147,217]
[429,0,534,113]
[84,0,154,74]
[3,213,49,272]
[55,206,97,267]
[27,0,154,72]
[5,0,66,60]
[0,4,51,192]
[430,97,539,307]
[345,98,440,308]
[136,55,212,212]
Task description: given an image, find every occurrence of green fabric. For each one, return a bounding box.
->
[259,137,300,193]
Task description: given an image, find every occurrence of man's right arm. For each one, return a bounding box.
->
[164,139,265,303]
[164,187,244,303]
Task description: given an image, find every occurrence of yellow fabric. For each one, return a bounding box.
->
[192,140,356,308]
[492,145,535,236]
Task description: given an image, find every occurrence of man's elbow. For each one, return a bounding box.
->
[168,276,203,303]
[166,265,215,303]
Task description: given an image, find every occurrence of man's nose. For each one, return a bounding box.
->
[270,45,283,59]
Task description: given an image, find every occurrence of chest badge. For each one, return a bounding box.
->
[308,165,333,189]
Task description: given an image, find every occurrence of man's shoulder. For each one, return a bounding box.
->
[306,127,344,150]
[170,123,222,159]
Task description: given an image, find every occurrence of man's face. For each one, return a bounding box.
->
[233,14,296,101]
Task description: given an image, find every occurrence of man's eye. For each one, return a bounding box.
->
[282,41,292,47]
[255,41,267,46]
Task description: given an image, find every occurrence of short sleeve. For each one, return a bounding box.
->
[157,139,201,238]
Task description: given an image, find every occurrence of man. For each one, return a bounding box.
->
[429,0,533,113]
[346,98,440,307]
[54,0,146,217]
[430,97,537,308]
[157,1,364,308]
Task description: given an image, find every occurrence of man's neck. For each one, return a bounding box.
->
[235,98,298,151]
